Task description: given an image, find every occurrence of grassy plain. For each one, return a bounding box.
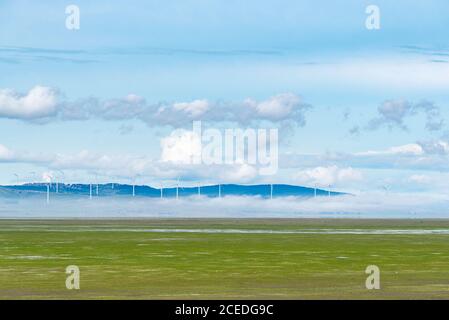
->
[0,219,448,299]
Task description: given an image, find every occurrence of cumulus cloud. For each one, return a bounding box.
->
[245,93,309,123]
[0,142,264,185]
[0,86,59,120]
[280,139,449,176]
[0,144,157,179]
[295,165,363,186]
[3,138,449,190]
[151,93,310,127]
[172,99,210,118]
[368,99,444,131]
[0,144,14,161]
[49,150,158,179]
[417,139,449,155]
[0,86,311,127]
[160,129,201,164]
[222,164,258,182]
[159,129,261,183]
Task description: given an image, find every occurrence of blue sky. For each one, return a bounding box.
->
[1,0,449,196]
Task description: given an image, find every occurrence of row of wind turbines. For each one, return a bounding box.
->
[12,173,333,205]
[13,173,227,204]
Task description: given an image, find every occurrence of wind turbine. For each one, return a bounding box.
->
[176,177,180,200]
[132,175,140,197]
[46,175,52,204]
[270,184,273,200]
[56,170,65,194]
[95,173,99,197]
[160,183,164,199]
[314,183,317,198]
[95,174,100,197]
[198,183,201,197]
[89,183,93,200]
[328,184,331,198]
[218,183,221,198]
[13,173,19,185]
[29,171,36,185]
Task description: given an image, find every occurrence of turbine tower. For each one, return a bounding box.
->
[218,184,221,198]
[95,174,99,196]
[328,184,331,198]
[46,175,51,204]
[160,183,164,199]
[198,183,201,196]
[314,183,317,198]
[89,183,93,200]
[132,175,140,197]
[29,171,36,185]
[176,177,180,200]
[270,184,273,200]
[57,170,65,194]
[13,173,19,185]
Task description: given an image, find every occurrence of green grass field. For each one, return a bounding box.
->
[0,219,448,299]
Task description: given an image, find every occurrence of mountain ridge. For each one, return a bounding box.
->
[0,183,345,198]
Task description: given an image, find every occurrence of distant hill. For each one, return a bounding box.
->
[0,183,344,198]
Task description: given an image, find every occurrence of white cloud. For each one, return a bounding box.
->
[368,99,444,131]
[418,140,449,155]
[173,99,210,117]
[0,87,310,127]
[160,129,201,164]
[356,143,424,156]
[389,144,424,155]
[408,174,432,185]
[246,93,307,121]
[296,165,362,186]
[0,141,257,184]
[295,58,449,92]
[0,144,14,161]
[2,192,449,219]
[0,86,59,119]
[283,141,449,173]
[222,164,258,183]
[153,93,309,127]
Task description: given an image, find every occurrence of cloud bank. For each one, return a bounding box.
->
[1,192,448,219]
[0,86,311,127]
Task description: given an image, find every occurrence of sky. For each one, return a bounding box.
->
[1,0,449,197]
